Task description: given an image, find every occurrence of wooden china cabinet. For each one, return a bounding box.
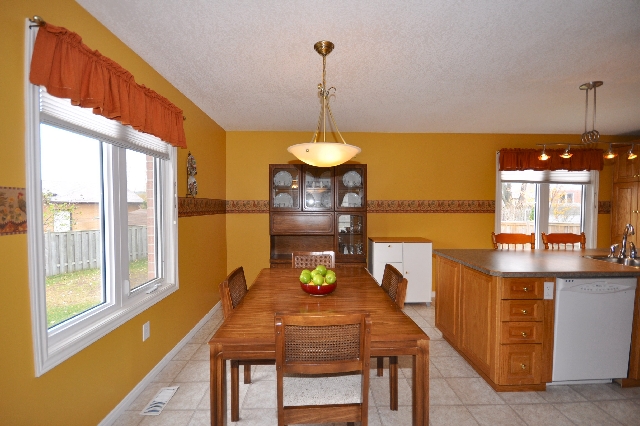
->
[269,164,367,269]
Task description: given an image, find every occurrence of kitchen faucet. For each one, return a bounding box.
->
[618,223,636,259]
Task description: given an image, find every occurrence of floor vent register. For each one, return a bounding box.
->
[140,386,179,415]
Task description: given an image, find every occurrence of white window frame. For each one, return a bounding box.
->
[494,152,598,249]
[24,20,179,376]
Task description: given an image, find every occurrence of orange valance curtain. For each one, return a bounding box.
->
[499,148,604,171]
[29,22,186,149]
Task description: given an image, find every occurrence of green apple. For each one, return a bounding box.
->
[299,272,312,284]
[315,265,327,276]
[311,274,324,285]
[310,269,321,277]
[301,269,312,276]
[325,270,336,277]
[325,273,336,284]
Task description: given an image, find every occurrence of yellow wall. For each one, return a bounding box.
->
[0,1,226,424]
[227,132,625,284]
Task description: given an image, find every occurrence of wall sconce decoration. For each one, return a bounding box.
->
[187,152,197,197]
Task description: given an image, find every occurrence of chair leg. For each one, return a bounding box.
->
[389,356,398,411]
[377,356,384,376]
[231,360,240,421]
[243,363,252,384]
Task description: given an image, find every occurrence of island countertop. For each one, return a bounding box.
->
[434,249,640,278]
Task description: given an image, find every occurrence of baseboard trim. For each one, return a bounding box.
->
[99,302,221,426]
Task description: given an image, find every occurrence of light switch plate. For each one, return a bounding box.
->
[143,321,150,341]
[544,282,554,299]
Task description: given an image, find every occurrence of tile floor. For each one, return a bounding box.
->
[112,304,640,426]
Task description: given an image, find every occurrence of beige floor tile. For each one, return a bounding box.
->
[112,411,144,426]
[250,364,276,382]
[429,405,478,425]
[446,378,505,405]
[466,405,526,425]
[553,401,623,425]
[152,361,187,382]
[421,326,443,340]
[139,410,195,426]
[509,403,575,426]
[429,340,459,357]
[164,382,208,410]
[228,407,277,425]
[611,385,640,399]
[570,383,627,401]
[174,361,210,382]
[190,344,210,361]
[187,410,210,426]
[370,375,413,407]
[431,356,479,378]
[241,380,277,409]
[190,318,221,344]
[127,382,172,411]
[173,344,201,361]
[429,378,463,405]
[377,404,413,426]
[499,391,547,404]
[594,399,640,425]
[538,385,588,403]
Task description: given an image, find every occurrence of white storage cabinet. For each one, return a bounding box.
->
[367,237,432,304]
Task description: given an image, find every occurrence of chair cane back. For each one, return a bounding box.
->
[292,251,336,269]
[491,232,535,250]
[376,263,408,410]
[275,313,371,426]
[542,232,586,249]
[219,267,274,421]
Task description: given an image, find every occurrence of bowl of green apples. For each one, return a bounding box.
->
[299,265,337,296]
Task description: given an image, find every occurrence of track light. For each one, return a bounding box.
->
[560,146,573,159]
[628,145,637,160]
[603,144,616,159]
[538,145,550,161]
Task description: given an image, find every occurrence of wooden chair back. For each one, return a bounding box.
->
[275,313,371,426]
[542,232,586,249]
[491,232,535,250]
[291,251,336,269]
[219,266,248,319]
[381,263,408,309]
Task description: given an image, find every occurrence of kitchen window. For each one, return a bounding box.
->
[25,28,178,376]
[495,154,598,249]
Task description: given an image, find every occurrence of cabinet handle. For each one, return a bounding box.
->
[388,245,391,247]
[521,309,528,315]
[522,287,529,292]
[521,332,528,337]
[521,364,527,370]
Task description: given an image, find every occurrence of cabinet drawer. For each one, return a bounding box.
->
[501,322,543,344]
[270,213,334,235]
[501,300,543,321]
[499,344,542,385]
[501,278,545,299]
[372,242,403,263]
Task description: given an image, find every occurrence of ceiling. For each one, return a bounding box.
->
[75,0,640,137]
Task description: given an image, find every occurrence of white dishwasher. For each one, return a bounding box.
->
[552,277,637,384]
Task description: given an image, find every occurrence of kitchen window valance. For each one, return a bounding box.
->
[29,22,186,149]
[498,148,603,172]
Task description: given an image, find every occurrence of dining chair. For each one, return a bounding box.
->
[542,232,586,249]
[291,250,336,268]
[275,312,371,426]
[377,263,408,411]
[491,232,535,249]
[219,266,275,422]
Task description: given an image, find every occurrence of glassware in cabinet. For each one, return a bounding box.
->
[270,164,300,210]
[337,213,366,257]
[302,166,333,211]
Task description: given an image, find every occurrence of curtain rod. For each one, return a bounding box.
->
[27,15,187,122]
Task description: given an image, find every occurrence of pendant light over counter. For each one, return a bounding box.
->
[287,41,361,167]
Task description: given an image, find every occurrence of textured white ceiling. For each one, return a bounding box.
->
[75,0,640,135]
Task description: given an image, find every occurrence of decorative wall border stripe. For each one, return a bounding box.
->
[180,199,614,216]
[367,200,495,213]
[178,198,225,217]
[598,201,611,215]
[0,186,27,236]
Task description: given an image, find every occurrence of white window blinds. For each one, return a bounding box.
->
[39,89,170,159]
[500,170,592,184]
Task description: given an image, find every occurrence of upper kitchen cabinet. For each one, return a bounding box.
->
[612,148,640,246]
[614,146,640,183]
[335,164,367,211]
[270,164,301,211]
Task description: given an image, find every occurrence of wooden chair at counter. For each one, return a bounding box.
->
[542,232,586,250]
[275,313,371,426]
[377,263,408,411]
[292,251,336,268]
[491,232,535,250]
[219,266,275,422]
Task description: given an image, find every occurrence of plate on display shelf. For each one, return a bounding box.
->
[273,170,293,187]
[321,193,332,208]
[274,192,293,208]
[343,170,362,187]
[341,192,361,207]
[320,171,332,188]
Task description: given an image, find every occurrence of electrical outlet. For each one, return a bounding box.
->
[143,321,150,341]
[544,282,554,300]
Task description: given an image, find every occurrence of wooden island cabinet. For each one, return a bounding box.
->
[435,249,640,391]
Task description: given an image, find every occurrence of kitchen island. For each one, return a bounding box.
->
[434,249,640,391]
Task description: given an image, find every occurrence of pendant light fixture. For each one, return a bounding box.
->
[628,145,637,160]
[538,145,550,161]
[287,41,361,167]
[604,144,616,160]
[560,145,573,159]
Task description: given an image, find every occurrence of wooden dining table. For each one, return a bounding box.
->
[209,267,430,425]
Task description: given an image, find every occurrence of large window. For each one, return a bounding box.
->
[495,155,598,249]
[26,27,178,376]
